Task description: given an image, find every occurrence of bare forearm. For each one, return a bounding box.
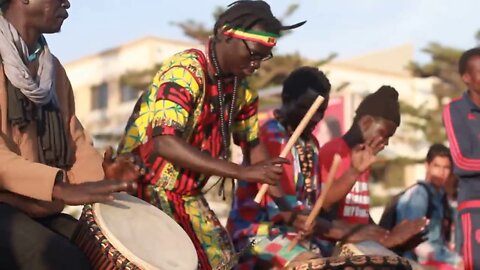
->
[0,192,64,218]
[247,143,287,201]
[323,168,360,209]
[154,135,241,179]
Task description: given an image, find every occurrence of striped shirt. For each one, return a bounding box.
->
[443,91,480,202]
[319,137,371,224]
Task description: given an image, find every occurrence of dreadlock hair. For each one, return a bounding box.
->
[459,47,480,75]
[214,1,305,38]
[282,66,331,104]
[214,1,282,37]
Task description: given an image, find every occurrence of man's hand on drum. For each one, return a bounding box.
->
[52,179,138,205]
[380,217,428,249]
[102,146,145,183]
[238,157,289,185]
[344,224,389,244]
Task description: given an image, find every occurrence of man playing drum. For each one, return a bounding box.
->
[0,0,142,269]
[117,1,306,269]
[227,67,397,269]
[318,86,427,255]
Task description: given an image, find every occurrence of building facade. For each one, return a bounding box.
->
[65,36,202,150]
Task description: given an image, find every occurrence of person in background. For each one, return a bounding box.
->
[395,144,461,269]
[443,47,480,270]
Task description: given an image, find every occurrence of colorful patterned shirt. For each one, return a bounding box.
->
[227,118,321,264]
[443,91,480,203]
[118,48,259,270]
[318,137,371,225]
[119,48,259,194]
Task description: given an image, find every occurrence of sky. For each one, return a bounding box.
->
[47,0,480,64]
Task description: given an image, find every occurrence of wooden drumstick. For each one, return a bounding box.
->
[287,153,342,251]
[253,96,325,204]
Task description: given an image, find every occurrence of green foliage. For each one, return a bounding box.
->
[405,42,466,144]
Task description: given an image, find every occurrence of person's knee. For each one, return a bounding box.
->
[44,237,90,270]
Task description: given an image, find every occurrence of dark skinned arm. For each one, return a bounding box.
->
[154,135,286,185]
[247,142,292,210]
[323,168,361,209]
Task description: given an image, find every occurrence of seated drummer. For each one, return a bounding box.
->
[227,67,400,269]
[116,1,307,269]
[318,86,428,256]
[0,0,141,269]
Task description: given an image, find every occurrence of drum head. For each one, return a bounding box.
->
[92,193,198,270]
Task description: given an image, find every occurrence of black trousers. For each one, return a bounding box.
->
[0,203,90,270]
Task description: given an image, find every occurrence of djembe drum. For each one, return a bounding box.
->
[284,255,412,270]
[73,193,198,270]
[335,241,426,270]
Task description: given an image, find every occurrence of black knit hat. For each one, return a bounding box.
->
[355,85,401,126]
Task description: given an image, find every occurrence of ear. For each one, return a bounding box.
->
[358,115,374,133]
[462,73,471,85]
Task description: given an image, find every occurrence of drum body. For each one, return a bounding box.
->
[334,241,398,257]
[73,193,198,270]
[284,255,412,270]
[335,241,426,270]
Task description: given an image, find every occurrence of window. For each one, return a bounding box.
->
[91,82,108,110]
[121,84,139,103]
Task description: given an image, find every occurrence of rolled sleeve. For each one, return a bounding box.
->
[151,82,197,137]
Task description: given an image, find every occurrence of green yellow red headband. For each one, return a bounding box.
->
[222,25,279,47]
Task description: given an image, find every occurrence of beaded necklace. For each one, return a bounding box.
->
[209,39,238,159]
[294,138,315,205]
[277,115,316,206]
[208,39,239,199]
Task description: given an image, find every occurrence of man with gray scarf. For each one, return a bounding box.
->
[0,0,141,269]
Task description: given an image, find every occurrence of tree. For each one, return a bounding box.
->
[404,42,464,143]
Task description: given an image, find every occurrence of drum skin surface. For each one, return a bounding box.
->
[92,192,198,270]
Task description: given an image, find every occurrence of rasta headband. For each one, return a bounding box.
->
[222,25,279,47]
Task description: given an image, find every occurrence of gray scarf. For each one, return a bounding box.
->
[0,16,71,169]
[0,15,56,105]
